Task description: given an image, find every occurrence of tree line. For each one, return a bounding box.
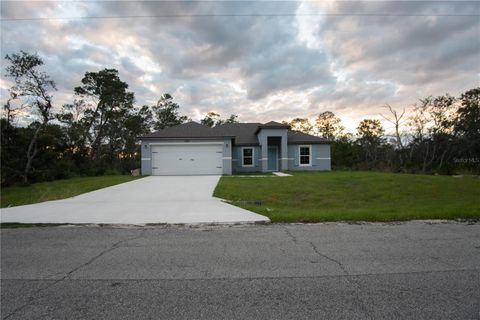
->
[1,51,479,186]
[285,89,479,174]
[1,51,237,185]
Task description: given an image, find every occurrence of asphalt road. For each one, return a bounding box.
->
[1,221,479,319]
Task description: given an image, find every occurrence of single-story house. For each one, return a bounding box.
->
[140,121,331,175]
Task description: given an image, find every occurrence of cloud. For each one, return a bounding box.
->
[0,0,478,132]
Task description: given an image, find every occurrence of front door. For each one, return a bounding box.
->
[267,146,278,171]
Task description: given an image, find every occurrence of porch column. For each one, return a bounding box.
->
[260,134,268,172]
[280,134,288,171]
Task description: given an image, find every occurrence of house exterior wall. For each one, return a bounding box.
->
[287,144,331,171]
[140,138,233,175]
[141,138,331,175]
[231,143,331,173]
[231,146,262,172]
[257,128,288,172]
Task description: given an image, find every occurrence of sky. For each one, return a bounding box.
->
[1,0,479,133]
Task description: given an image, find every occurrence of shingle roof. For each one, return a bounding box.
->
[287,130,330,144]
[141,122,233,139]
[141,121,331,144]
[211,123,261,145]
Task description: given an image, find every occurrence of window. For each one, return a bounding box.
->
[242,147,254,167]
[299,145,311,166]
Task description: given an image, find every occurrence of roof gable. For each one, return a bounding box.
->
[254,121,290,134]
[263,121,287,126]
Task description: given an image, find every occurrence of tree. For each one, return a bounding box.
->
[427,94,457,136]
[4,51,57,183]
[152,93,189,130]
[55,100,93,174]
[408,100,430,141]
[0,118,26,185]
[407,99,431,172]
[380,104,407,169]
[119,105,154,170]
[356,119,385,139]
[406,94,458,173]
[331,133,359,169]
[201,111,221,127]
[73,69,135,161]
[356,119,385,166]
[200,112,238,127]
[381,104,406,150]
[2,92,22,125]
[314,111,344,140]
[288,118,314,135]
[217,114,239,125]
[455,87,480,139]
[454,87,480,170]
[0,118,74,185]
[427,94,457,172]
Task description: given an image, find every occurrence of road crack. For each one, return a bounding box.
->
[283,226,298,244]
[283,227,371,318]
[307,242,372,319]
[308,242,349,275]
[427,255,459,268]
[3,229,146,320]
[64,229,147,280]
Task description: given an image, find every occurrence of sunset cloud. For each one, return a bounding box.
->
[1,0,478,132]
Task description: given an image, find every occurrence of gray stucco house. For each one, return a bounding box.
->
[140,121,331,175]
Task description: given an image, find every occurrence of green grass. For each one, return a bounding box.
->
[213,171,480,222]
[0,223,69,229]
[1,175,143,208]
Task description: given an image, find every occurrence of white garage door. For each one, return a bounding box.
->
[151,144,223,175]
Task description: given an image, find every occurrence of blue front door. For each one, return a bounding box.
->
[268,147,278,171]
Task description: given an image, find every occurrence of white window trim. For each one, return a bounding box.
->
[242,147,255,167]
[298,145,312,166]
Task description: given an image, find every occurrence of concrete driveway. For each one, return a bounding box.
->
[0,176,270,224]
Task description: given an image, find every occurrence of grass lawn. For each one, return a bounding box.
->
[214,171,480,222]
[1,175,143,208]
